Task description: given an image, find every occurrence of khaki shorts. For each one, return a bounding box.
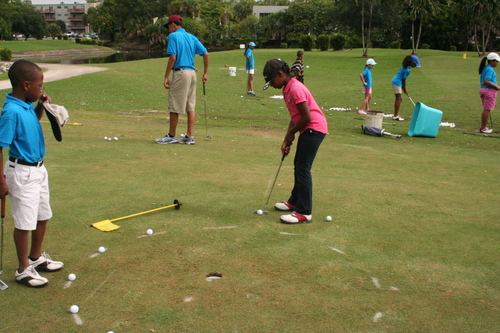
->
[5,161,52,230]
[168,69,197,114]
[392,84,403,94]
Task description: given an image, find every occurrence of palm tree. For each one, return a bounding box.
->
[406,0,443,54]
[465,0,500,56]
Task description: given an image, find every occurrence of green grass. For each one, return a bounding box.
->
[0,48,498,332]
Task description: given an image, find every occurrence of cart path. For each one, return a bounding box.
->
[0,63,109,90]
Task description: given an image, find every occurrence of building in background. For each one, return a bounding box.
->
[252,6,289,18]
[33,2,100,36]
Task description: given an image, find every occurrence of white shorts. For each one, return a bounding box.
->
[246,69,255,75]
[5,160,52,231]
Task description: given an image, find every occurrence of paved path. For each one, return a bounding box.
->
[0,63,109,90]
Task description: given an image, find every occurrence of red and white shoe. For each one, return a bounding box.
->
[274,201,295,211]
[280,212,312,224]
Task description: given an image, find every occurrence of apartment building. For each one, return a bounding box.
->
[33,2,100,36]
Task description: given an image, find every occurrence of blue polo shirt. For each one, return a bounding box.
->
[391,66,411,87]
[480,65,497,89]
[245,48,254,70]
[167,28,207,70]
[361,67,372,88]
[0,93,45,163]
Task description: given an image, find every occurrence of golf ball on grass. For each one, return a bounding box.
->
[146,229,153,235]
[68,273,76,281]
[70,305,79,314]
[104,137,108,140]
[114,137,118,141]
[98,246,106,253]
[256,210,263,215]
[326,216,332,222]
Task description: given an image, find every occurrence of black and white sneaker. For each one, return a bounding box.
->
[15,265,49,288]
[29,252,64,272]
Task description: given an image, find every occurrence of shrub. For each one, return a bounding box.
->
[450,45,457,52]
[331,34,347,51]
[389,41,401,49]
[318,35,330,51]
[0,48,12,61]
[300,35,314,51]
[57,35,63,40]
[421,43,430,49]
[63,35,68,40]
[75,38,81,44]
[280,42,288,49]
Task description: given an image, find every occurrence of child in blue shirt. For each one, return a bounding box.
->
[358,58,377,115]
[0,60,64,288]
[391,55,420,121]
[478,52,500,133]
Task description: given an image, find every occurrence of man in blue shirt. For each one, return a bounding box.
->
[156,15,209,145]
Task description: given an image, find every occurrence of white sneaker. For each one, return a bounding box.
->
[155,135,179,144]
[280,212,312,224]
[393,116,405,121]
[479,127,493,134]
[179,135,195,145]
[274,201,295,211]
[15,265,49,288]
[29,252,64,272]
[357,110,367,115]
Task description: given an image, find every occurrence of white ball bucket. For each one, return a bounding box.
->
[365,111,384,129]
[229,67,236,76]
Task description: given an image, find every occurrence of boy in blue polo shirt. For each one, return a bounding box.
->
[0,59,64,288]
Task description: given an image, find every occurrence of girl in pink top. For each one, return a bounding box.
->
[263,58,328,224]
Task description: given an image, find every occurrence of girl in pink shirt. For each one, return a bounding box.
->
[263,58,328,224]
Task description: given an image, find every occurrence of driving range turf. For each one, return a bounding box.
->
[0,48,498,332]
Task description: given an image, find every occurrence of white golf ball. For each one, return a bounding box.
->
[114,137,118,141]
[146,229,153,235]
[98,246,106,253]
[256,209,263,215]
[70,305,79,314]
[68,273,76,281]
[306,65,310,68]
[108,138,112,141]
[104,137,108,140]
[326,216,332,221]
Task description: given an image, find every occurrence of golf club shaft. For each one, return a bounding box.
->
[110,203,179,222]
[490,112,493,129]
[203,83,209,138]
[0,196,5,274]
[264,154,286,208]
[384,131,402,138]
[407,94,416,106]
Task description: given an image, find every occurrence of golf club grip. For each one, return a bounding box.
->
[203,83,206,96]
[1,196,4,219]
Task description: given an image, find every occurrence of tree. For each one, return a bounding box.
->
[406,0,444,54]
[10,2,46,40]
[54,20,66,34]
[464,0,500,56]
[46,23,62,39]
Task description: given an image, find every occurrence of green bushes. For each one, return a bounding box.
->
[300,35,314,51]
[389,41,401,49]
[331,34,347,51]
[450,45,457,52]
[0,48,12,61]
[280,42,288,49]
[318,35,330,51]
[421,43,430,49]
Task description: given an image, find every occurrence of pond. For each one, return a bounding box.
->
[59,50,167,64]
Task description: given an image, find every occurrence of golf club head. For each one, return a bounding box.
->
[174,199,182,210]
[0,279,8,290]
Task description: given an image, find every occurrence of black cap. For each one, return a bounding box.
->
[263,58,287,90]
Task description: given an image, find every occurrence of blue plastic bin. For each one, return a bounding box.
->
[408,102,443,137]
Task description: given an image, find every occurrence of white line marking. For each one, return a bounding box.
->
[372,277,381,289]
[84,270,116,303]
[63,281,73,289]
[138,231,167,238]
[89,252,100,258]
[203,226,238,229]
[72,313,83,325]
[373,312,383,322]
[328,246,346,255]
[279,232,300,235]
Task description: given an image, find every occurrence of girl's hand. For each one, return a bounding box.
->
[281,140,292,156]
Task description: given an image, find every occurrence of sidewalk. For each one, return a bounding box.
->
[0,63,109,90]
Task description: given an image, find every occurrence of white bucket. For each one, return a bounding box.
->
[229,67,236,76]
[365,111,384,129]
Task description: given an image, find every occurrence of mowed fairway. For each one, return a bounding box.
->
[0,48,498,332]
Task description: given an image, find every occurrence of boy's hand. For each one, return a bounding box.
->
[39,94,52,104]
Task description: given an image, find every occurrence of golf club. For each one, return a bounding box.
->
[463,132,500,139]
[490,112,494,129]
[407,93,416,106]
[362,124,402,139]
[203,83,212,139]
[256,150,289,215]
[0,196,8,290]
